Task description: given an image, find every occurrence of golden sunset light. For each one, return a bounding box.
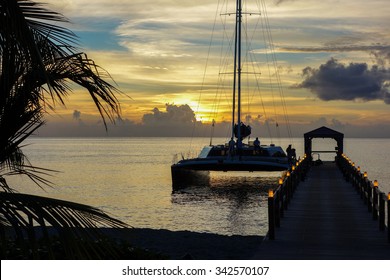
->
[3,0,390,266]
[33,0,390,137]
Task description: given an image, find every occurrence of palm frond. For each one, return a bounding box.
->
[1,0,123,189]
[0,0,76,65]
[0,1,133,259]
[0,191,130,259]
[46,53,122,126]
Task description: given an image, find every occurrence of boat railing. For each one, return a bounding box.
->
[172,151,201,164]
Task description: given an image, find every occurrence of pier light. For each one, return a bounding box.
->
[296,161,299,167]
[268,189,274,198]
[278,178,283,185]
[357,166,361,172]
[363,171,368,178]
[286,171,291,177]
[373,180,378,187]
[352,162,355,167]
[388,192,390,201]
[292,165,295,171]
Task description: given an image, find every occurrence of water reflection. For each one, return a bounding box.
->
[171,173,279,235]
[172,172,278,201]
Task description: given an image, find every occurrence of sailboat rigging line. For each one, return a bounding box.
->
[190,0,294,154]
[171,0,291,185]
[243,3,260,137]
[260,0,294,144]
[236,0,243,147]
[209,2,237,144]
[258,5,280,143]
[238,0,274,142]
[212,12,236,140]
[189,0,222,152]
[243,7,275,142]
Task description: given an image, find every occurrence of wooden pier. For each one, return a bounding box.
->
[255,156,390,259]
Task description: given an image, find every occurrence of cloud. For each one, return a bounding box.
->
[36,109,390,138]
[273,0,296,6]
[370,49,390,68]
[142,104,196,125]
[279,44,390,54]
[73,110,81,120]
[296,58,390,104]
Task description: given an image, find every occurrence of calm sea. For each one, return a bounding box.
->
[7,137,390,236]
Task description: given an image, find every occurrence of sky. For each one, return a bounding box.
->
[36,0,390,138]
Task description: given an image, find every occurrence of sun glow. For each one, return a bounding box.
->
[172,97,214,122]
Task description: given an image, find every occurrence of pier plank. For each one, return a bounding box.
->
[255,162,390,259]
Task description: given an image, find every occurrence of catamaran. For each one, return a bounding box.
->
[171,0,291,189]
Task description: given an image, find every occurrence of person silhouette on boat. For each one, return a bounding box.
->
[253,137,261,153]
[291,148,297,162]
[286,144,293,164]
[228,137,236,155]
[291,148,297,163]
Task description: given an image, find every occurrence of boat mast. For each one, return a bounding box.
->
[232,0,243,148]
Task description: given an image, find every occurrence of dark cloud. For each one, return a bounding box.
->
[73,110,81,120]
[296,58,390,104]
[36,113,390,138]
[370,49,390,68]
[142,103,196,125]
[279,44,390,54]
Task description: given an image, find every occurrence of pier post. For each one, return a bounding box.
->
[275,193,280,228]
[268,189,275,240]
[360,175,364,198]
[379,193,385,231]
[355,166,361,193]
[363,173,368,205]
[367,181,373,213]
[279,178,284,218]
[372,181,378,220]
[388,193,390,243]
[285,172,291,209]
[291,165,297,194]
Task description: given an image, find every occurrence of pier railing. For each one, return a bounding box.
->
[267,154,390,242]
[337,154,390,242]
[267,155,310,240]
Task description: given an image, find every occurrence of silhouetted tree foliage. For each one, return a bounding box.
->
[0,0,142,259]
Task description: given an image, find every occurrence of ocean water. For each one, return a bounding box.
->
[6,137,390,236]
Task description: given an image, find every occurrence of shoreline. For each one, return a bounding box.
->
[103,227,264,260]
[2,226,263,259]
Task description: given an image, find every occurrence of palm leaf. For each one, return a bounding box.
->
[1,0,122,126]
[0,191,130,259]
[1,0,123,189]
[0,1,133,259]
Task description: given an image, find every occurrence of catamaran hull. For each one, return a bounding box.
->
[171,158,289,172]
[171,168,210,191]
[171,158,288,190]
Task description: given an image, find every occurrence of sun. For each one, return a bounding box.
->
[171,97,217,123]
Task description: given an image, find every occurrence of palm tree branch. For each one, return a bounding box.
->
[43,53,122,127]
[0,191,128,231]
